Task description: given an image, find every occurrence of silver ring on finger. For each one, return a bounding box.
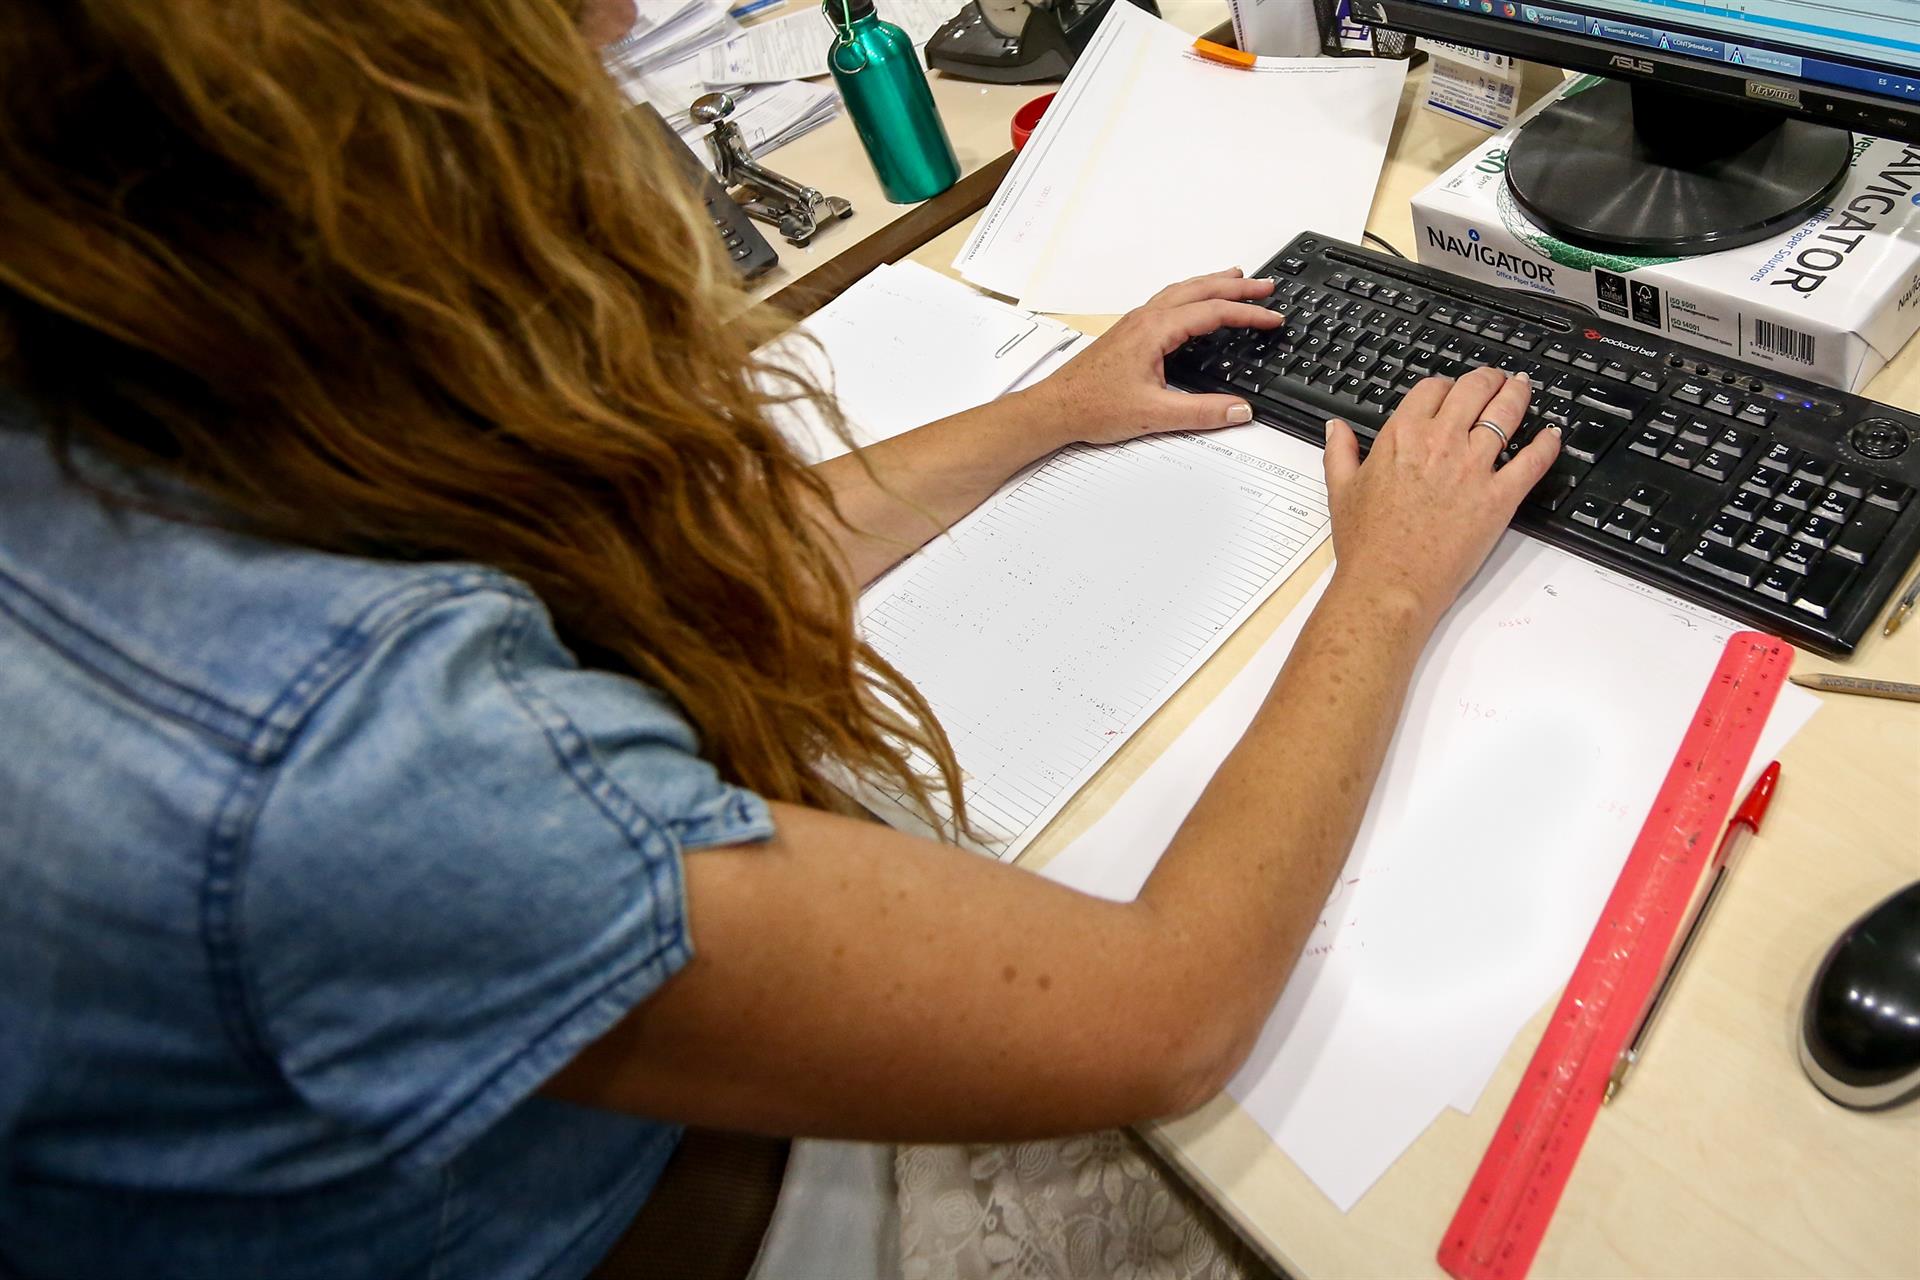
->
[1469,419,1509,449]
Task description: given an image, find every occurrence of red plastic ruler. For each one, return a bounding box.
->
[1437,631,1794,1280]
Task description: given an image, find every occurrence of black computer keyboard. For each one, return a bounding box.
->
[1166,233,1920,657]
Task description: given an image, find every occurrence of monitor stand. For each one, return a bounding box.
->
[1504,78,1853,257]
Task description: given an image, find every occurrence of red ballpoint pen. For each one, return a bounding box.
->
[1605,761,1781,1103]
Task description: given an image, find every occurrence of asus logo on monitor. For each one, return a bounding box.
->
[1608,55,1655,74]
[1747,81,1803,108]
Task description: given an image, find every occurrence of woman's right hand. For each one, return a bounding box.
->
[1322,366,1561,631]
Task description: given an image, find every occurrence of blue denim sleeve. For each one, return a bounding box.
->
[241,585,775,1171]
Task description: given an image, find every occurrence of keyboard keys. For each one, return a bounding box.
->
[1276,255,1309,275]
[1674,381,1709,405]
[1480,319,1514,342]
[1602,507,1645,540]
[1678,419,1713,446]
[1576,385,1636,418]
[1704,513,1745,547]
[1868,479,1913,512]
[1778,476,1822,510]
[1812,492,1855,524]
[1684,539,1758,588]
[1757,566,1796,602]
[1740,467,1782,499]
[1543,340,1575,363]
[1650,407,1688,433]
[1374,287,1403,308]
[1794,513,1841,550]
[1629,428,1667,458]
[1792,456,1836,485]
[1631,370,1663,391]
[1572,352,1601,372]
[1570,495,1608,528]
[1713,426,1757,458]
[1777,540,1821,576]
[1526,472,1579,512]
[1739,527,1785,560]
[1705,390,1740,416]
[1723,489,1764,521]
[1829,467,1872,499]
[1758,500,1799,534]
[1830,508,1894,564]
[1792,560,1855,620]
[1693,450,1738,482]
[1429,305,1458,327]
[1661,438,1704,468]
[1600,360,1632,382]
[1624,484,1667,516]
[1508,327,1543,351]
[1562,420,1617,464]
[1328,272,1355,292]
[1758,441,1796,474]
[1636,520,1678,554]
[1737,402,1773,427]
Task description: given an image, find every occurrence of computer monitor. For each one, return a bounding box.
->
[1352,0,1920,255]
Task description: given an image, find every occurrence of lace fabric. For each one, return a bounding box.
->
[897,1132,1277,1280]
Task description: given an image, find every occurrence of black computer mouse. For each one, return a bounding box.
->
[1799,881,1920,1110]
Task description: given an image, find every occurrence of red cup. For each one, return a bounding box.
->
[1011,93,1055,151]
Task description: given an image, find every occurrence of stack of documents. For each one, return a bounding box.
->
[604,1,842,168]
[955,1,1407,314]
[698,0,954,84]
[1042,542,1821,1211]
[605,0,736,98]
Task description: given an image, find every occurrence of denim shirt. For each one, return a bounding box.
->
[0,421,775,1279]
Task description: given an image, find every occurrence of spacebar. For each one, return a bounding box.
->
[1253,380,1389,444]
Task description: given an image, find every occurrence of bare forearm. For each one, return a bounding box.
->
[809,384,1075,586]
[1139,574,1432,1055]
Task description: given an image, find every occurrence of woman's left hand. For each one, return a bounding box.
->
[1028,269,1285,447]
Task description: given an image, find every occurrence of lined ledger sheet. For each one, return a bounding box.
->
[854,426,1331,858]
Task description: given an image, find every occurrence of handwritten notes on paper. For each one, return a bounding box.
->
[853,428,1332,859]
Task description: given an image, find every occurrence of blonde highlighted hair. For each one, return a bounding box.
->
[0,0,962,827]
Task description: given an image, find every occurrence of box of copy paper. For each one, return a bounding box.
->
[1410,75,1920,393]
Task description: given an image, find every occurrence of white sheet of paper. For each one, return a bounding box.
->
[954,2,1407,314]
[758,261,1078,464]
[697,0,952,83]
[1042,536,1820,1210]
[853,426,1333,859]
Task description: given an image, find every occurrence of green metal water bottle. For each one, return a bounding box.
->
[825,0,960,204]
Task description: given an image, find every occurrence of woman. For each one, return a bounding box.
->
[0,2,1558,1277]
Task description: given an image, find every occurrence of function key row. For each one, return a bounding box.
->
[1324,270,1431,317]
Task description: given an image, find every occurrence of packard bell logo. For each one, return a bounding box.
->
[1747,81,1802,107]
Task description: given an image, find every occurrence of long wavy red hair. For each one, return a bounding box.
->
[0,0,964,828]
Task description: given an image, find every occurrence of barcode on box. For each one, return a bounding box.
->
[1752,318,1816,365]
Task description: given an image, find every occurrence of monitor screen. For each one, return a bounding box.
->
[1394,0,1920,104]
[1360,0,1920,251]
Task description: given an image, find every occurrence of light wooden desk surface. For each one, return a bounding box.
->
[898,57,1920,1280]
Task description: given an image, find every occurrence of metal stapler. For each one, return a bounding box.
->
[691,92,854,248]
